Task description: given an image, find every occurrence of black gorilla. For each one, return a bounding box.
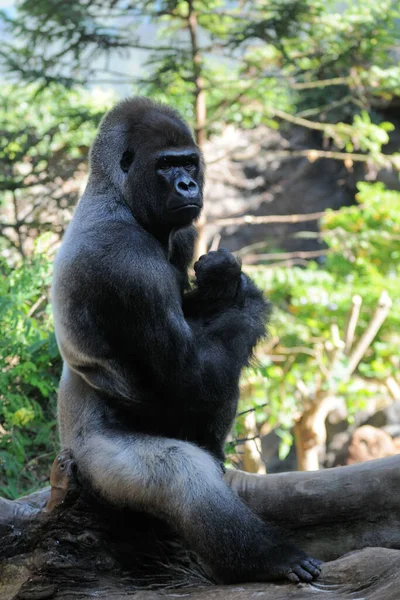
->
[52,97,321,584]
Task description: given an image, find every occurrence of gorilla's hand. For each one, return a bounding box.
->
[194,249,241,301]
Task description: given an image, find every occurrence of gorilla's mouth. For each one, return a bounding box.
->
[167,203,201,224]
[170,203,201,212]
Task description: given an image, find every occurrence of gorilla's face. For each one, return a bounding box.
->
[154,148,202,226]
[117,112,204,236]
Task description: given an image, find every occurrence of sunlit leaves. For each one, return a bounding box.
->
[239,183,400,455]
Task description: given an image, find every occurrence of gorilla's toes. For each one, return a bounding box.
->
[301,558,322,577]
[285,556,322,583]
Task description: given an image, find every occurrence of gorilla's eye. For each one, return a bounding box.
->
[184,154,199,170]
[183,159,196,170]
[120,150,135,173]
[157,156,171,170]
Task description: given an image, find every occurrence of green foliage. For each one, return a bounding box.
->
[2,1,399,153]
[323,182,400,278]
[0,83,110,185]
[0,84,113,257]
[236,182,400,452]
[0,243,59,498]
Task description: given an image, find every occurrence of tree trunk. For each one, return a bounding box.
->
[236,411,266,474]
[187,0,209,260]
[1,454,400,599]
[187,2,206,149]
[294,395,334,471]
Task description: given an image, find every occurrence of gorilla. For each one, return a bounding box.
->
[51,97,321,584]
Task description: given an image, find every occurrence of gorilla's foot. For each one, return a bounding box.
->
[43,449,78,513]
[266,546,322,584]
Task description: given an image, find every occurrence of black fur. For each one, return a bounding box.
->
[52,97,321,584]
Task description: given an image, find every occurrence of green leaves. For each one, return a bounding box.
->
[0,248,60,498]
[237,183,400,461]
[323,182,400,278]
[0,84,113,258]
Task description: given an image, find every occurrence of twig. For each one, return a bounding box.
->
[346,291,392,377]
[275,346,316,357]
[296,380,310,399]
[385,376,400,402]
[233,435,261,444]
[27,295,47,318]
[236,404,268,418]
[255,258,311,269]
[11,191,25,259]
[234,148,395,165]
[344,295,363,356]
[297,95,355,118]
[243,248,329,264]
[291,76,351,90]
[262,335,280,354]
[207,144,392,168]
[236,241,269,257]
[209,210,328,228]
[331,324,344,349]
[324,325,345,382]
[208,233,221,251]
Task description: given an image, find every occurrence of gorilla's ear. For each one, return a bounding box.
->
[120,150,135,172]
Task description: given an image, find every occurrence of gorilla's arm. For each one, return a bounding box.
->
[183,249,269,348]
[59,248,267,407]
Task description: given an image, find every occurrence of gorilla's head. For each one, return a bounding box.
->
[89,97,204,236]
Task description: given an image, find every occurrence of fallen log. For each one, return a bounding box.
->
[1,454,399,599]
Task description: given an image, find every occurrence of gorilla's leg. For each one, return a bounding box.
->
[73,430,321,584]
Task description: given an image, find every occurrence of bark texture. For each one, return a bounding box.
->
[1,454,400,599]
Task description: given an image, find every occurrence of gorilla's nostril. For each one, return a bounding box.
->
[176,178,198,196]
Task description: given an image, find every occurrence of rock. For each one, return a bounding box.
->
[327,425,398,468]
[203,126,353,255]
[260,429,298,473]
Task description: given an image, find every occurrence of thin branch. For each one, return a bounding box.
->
[291,76,351,90]
[297,95,356,119]
[274,346,316,357]
[236,404,268,418]
[209,210,330,229]
[385,377,400,402]
[27,295,47,318]
[258,258,311,268]
[346,291,392,377]
[207,144,389,168]
[208,233,221,251]
[236,241,269,258]
[233,435,261,445]
[266,107,327,132]
[11,191,25,258]
[242,249,329,264]
[344,295,363,356]
[228,147,389,165]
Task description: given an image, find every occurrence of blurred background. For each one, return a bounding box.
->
[0,0,399,498]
